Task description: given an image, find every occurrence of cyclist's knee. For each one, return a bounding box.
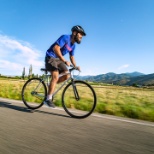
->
[62,71,70,80]
[51,71,59,82]
[66,74,70,79]
[52,76,59,83]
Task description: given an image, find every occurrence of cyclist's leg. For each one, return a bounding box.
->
[57,71,70,83]
[57,62,70,83]
[45,57,68,94]
[48,70,59,95]
[45,57,60,101]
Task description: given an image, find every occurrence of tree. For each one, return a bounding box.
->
[29,64,33,79]
[132,83,138,87]
[22,67,25,79]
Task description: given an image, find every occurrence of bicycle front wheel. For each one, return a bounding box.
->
[62,80,97,118]
[21,78,47,109]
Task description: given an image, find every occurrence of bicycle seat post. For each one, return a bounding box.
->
[40,68,49,86]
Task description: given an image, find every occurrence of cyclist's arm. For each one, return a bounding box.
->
[70,55,76,67]
[70,56,80,71]
[53,44,71,66]
[53,45,65,62]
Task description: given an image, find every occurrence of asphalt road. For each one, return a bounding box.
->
[0,97,154,154]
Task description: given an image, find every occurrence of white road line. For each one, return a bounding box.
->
[0,97,154,127]
[92,113,154,127]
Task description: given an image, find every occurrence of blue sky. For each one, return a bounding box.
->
[0,0,154,76]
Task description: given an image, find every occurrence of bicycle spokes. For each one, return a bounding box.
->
[62,80,96,118]
[22,78,47,109]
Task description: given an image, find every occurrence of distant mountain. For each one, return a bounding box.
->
[75,72,154,86]
[127,73,154,86]
[122,72,145,77]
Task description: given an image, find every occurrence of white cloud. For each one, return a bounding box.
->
[118,64,130,70]
[0,34,44,75]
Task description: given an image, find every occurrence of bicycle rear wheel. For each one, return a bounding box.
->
[62,80,97,118]
[21,78,47,109]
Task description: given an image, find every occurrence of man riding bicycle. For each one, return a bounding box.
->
[44,25,86,107]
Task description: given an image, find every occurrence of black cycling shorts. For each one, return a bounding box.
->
[45,57,68,73]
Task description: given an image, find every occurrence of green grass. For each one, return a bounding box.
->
[94,85,154,121]
[0,79,154,122]
[0,79,24,100]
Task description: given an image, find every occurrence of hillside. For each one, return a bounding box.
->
[75,72,154,86]
[127,73,154,86]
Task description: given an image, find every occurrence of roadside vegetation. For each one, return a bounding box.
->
[93,84,154,122]
[0,78,154,122]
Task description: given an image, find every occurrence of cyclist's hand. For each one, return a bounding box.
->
[65,61,71,66]
[75,66,81,72]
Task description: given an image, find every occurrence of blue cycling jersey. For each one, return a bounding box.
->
[46,35,76,58]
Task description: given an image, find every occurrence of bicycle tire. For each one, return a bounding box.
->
[62,80,97,118]
[21,78,47,109]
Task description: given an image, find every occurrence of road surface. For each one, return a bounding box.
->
[0,97,154,154]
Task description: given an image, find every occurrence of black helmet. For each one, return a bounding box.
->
[71,25,86,36]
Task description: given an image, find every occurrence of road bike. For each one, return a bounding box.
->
[21,66,97,118]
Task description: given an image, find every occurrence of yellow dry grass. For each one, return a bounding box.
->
[0,79,154,121]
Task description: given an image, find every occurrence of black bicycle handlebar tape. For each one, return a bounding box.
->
[70,65,78,70]
[70,64,74,68]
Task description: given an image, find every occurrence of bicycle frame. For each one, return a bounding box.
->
[41,68,78,98]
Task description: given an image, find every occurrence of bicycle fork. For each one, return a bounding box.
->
[71,81,80,101]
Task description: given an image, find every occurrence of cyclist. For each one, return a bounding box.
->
[44,25,86,107]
